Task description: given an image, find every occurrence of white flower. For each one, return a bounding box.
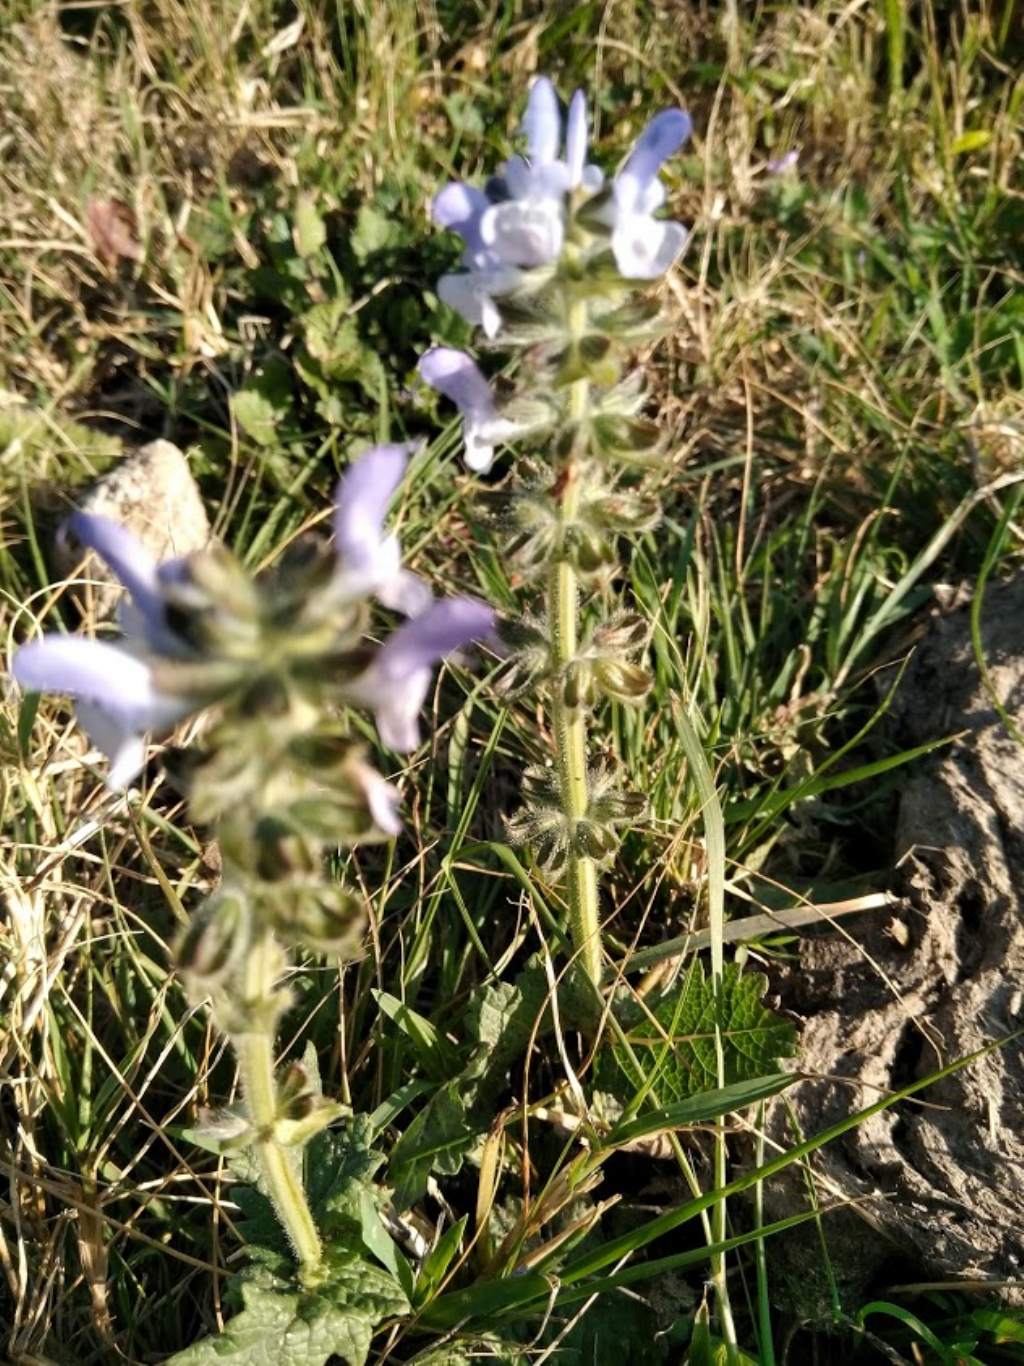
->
[601,110,692,279]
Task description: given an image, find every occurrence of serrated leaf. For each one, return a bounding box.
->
[463,965,550,1089]
[169,1255,407,1366]
[302,300,359,370]
[598,961,796,1103]
[234,1120,393,1272]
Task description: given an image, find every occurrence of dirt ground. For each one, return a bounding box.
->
[766,576,1024,1308]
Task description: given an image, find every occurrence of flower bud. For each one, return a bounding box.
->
[269,882,367,958]
[591,612,650,653]
[576,819,618,860]
[592,415,665,467]
[274,1096,349,1148]
[562,659,595,711]
[183,1107,253,1156]
[566,527,615,576]
[176,889,251,985]
[593,659,653,703]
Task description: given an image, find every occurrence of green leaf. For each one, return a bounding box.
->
[302,300,359,371]
[463,965,551,1090]
[605,1073,794,1149]
[387,1083,474,1210]
[373,990,461,1081]
[293,192,327,257]
[231,389,280,447]
[169,1254,407,1366]
[971,1307,1024,1345]
[298,300,386,401]
[951,129,992,154]
[413,1215,467,1307]
[350,204,401,261]
[598,960,796,1103]
[234,1119,399,1277]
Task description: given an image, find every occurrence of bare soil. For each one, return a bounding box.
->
[765,577,1024,1308]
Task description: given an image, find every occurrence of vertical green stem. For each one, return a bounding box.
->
[547,310,602,987]
[234,931,323,1278]
[674,703,738,1358]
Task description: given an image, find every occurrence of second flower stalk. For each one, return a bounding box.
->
[421,77,690,987]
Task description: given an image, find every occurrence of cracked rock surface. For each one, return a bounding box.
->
[765,576,1024,1304]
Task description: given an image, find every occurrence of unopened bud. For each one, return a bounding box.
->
[592,415,664,466]
[274,1096,349,1148]
[176,890,250,985]
[576,820,618,860]
[568,528,614,575]
[592,613,649,654]
[270,883,367,958]
[562,659,595,710]
[594,659,653,702]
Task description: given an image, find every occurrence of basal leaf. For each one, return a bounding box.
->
[231,388,280,447]
[234,1119,392,1271]
[388,1083,475,1210]
[169,1253,408,1366]
[599,960,795,1102]
[293,192,327,258]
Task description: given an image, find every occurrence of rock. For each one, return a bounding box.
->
[764,576,1024,1306]
[60,440,209,615]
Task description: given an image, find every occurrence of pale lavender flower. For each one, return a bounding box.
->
[766,149,799,175]
[65,510,190,654]
[601,109,692,279]
[432,81,692,332]
[418,346,528,473]
[12,514,199,789]
[479,77,570,269]
[332,443,431,615]
[12,634,189,790]
[348,756,403,837]
[348,596,494,751]
[13,448,442,790]
[431,78,603,333]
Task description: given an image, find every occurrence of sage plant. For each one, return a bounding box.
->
[420,78,691,986]
[11,444,492,1280]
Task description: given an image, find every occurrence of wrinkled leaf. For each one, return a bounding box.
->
[169,1254,407,1366]
[599,960,796,1102]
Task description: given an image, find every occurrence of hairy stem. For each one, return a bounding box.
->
[235,932,323,1278]
[548,314,602,987]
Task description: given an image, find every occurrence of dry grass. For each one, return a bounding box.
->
[2,1,1023,1360]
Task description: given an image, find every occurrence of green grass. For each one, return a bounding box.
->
[2,1,1023,1362]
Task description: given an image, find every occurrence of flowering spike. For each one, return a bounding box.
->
[419,77,692,989]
